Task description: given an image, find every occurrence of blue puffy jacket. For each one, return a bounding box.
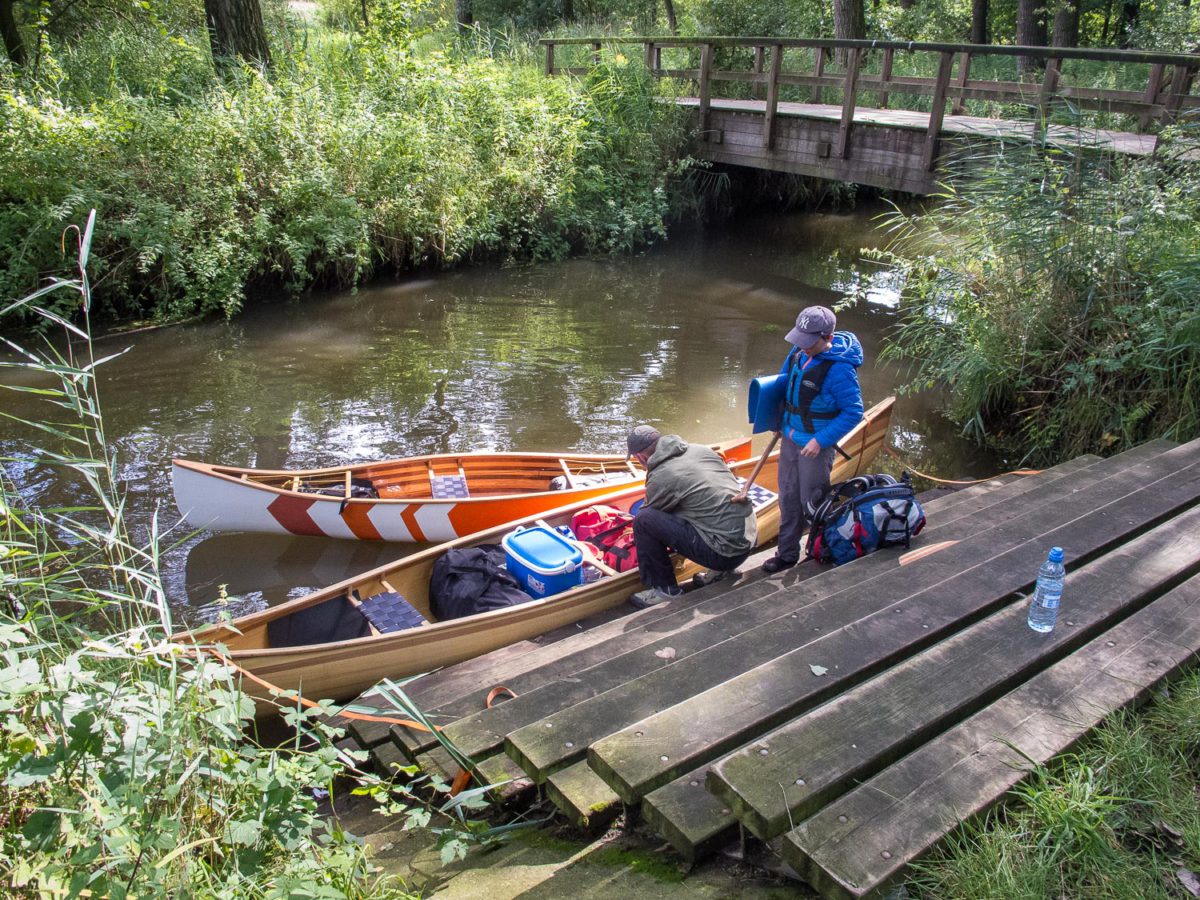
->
[779,331,865,449]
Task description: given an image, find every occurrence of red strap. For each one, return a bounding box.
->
[486,685,517,708]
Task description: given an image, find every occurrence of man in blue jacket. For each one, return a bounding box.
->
[762,305,865,573]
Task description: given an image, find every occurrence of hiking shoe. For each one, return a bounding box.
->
[692,568,741,588]
[629,586,684,610]
[761,556,798,574]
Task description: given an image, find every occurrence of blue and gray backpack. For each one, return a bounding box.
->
[805,473,926,566]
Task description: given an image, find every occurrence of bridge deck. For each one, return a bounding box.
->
[680,97,1160,156]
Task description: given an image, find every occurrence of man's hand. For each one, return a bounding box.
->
[801,438,822,458]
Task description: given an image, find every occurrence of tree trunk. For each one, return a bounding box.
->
[833,0,865,64]
[1052,2,1079,46]
[1116,0,1139,46]
[560,0,573,22]
[970,0,988,43]
[1016,0,1046,76]
[455,0,472,28]
[898,0,914,9]
[662,0,677,33]
[204,0,271,69]
[0,0,25,67]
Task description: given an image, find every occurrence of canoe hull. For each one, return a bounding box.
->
[172,442,753,543]
[179,399,894,711]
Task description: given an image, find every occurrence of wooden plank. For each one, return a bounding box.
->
[763,44,782,149]
[812,47,825,103]
[546,761,622,829]
[698,43,713,140]
[878,48,893,108]
[950,51,971,115]
[391,441,1162,762]
[1138,62,1165,131]
[579,440,1200,803]
[494,457,1108,775]
[370,739,415,778]
[785,573,1200,900]
[836,49,861,159]
[1037,57,1062,128]
[922,51,954,171]
[475,752,534,804]
[642,767,738,862]
[545,42,554,76]
[752,45,764,101]
[707,506,1200,839]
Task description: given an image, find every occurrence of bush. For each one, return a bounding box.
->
[878,138,1200,465]
[0,28,692,326]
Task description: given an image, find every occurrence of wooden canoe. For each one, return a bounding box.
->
[174,398,893,711]
[172,439,753,543]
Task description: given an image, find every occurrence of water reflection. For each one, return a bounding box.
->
[1,205,996,628]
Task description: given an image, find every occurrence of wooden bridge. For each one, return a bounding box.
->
[335,435,1200,898]
[543,37,1200,193]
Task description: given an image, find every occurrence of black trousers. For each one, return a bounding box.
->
[633,507,751,590]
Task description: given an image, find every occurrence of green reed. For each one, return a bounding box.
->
[0,216,511,897]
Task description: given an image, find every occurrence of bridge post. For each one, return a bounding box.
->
[1037,57,1062,132]
[762,44,782,149]
[1161,64,1196,125]
[951,52,971,116]
[753,46,765,101]
[591,41,601,66]
[644,41,655,72]
[698,42,714,141]
[812,47,826,103]
[836,48,862,159]
[1138,63,1165,132]
[545,41,555,76]
[922,51,954,172]
[878,47,894,108]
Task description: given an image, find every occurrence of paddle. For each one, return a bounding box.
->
[730,431,781,504]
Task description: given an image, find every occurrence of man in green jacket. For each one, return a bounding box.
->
[625,425,757,609]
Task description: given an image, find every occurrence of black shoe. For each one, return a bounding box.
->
[762,556,798,574]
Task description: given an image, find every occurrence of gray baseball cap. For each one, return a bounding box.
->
[785,306,837,349]
[626,425,661,459]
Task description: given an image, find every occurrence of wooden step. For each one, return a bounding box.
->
[545,761,622,830]
[707,505,1200,839]
[641,766,739,863]
[579,439,1200,803]
[784,572,1200,900]
[414,444,1163,768]
[506,440,1200,790]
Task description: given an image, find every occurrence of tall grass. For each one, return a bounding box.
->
[0,216,505,896]
[878,134,1200,464]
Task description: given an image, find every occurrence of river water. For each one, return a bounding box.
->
[1,206,995,629]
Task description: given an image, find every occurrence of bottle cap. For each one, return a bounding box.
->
[1049,547,1064,563]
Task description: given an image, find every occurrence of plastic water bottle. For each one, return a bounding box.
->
[1027,547,1066,633]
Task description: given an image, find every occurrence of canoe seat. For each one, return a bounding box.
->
[358,591,429,633]
[734,478,778,510]
[430,474,470,500]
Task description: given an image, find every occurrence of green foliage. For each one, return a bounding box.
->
[878,138,1200,464]
[0,225,506,895]
[0,17,691,327]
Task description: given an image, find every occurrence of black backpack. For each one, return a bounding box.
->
[429,544,533,621]
[805,473,926,566]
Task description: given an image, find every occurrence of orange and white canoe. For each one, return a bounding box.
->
[174,398,893,711]
[172,439,753,543]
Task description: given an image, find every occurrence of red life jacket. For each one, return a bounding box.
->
[571,505,639,573]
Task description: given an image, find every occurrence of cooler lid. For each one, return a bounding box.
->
[502,525,583,574]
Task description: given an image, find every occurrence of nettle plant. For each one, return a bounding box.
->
[0,215,500,898]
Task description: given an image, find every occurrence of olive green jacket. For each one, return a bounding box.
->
[643,435,757,557]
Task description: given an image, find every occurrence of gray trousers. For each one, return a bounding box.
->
[775,436,835,564]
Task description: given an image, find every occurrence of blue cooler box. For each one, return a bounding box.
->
[502,525,584,599]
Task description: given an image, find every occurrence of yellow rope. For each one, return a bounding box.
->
[883,444,1042,486]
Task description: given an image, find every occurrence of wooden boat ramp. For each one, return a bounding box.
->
[333,436,1200,899]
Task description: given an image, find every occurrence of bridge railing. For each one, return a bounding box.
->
[541,37,1200,167]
